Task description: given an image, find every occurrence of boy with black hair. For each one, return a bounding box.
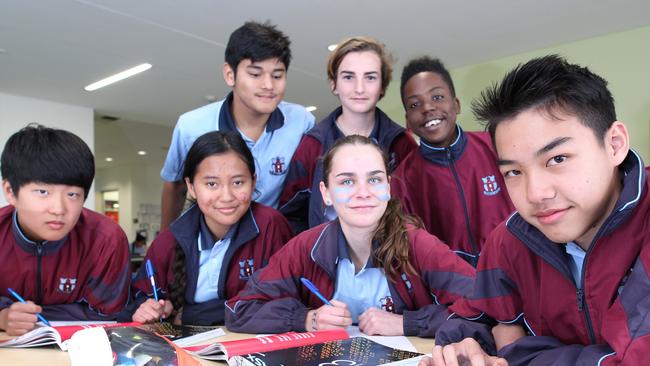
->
[0,124,131,336]
[161,20,315,229]
[391,56,514,266]
[421,55,650,366]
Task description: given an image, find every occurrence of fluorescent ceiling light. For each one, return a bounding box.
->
[327,44,338,51]
[105,157,113,162]
[306,106,317,112]
[137,150,147,156]
[84,63,152,91]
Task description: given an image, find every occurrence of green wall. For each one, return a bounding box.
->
[379,25,650,161]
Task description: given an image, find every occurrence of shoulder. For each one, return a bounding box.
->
[251,202,290,228]
[295,134,323,157]
[74,208,128,248]
[277,101,316,129]
[0,205,14,222]
[175,100,224,131]
[465,130,496,150]
[147,228,178,255]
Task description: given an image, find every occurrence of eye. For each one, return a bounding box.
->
[67,192,82,199]
[368,177,382,184]
[206,181,218,188]
[433,95,444,101]
[366,75,377,81]
[342,74,353,81]
[547,155,567,167]
[503,170,521,178]
[408,102,420,110]
[341,179,354,186]
[35,189,48,196]
[248,72,261,78]
[272,72,284,80]
[233,179,245,187]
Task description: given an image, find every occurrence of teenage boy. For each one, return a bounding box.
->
[0,125,131,336]
[421,55,650,366]
[160,21,315,229]
[392,57,514,266]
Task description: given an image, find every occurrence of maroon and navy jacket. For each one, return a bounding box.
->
[0,206,130,320]
[279,106,416,233]
[225,219,475,337]
[436,151,650,366]
[391,127,514,265]
[126,202,292,325]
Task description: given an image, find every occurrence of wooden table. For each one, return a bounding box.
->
[0,327,435,365]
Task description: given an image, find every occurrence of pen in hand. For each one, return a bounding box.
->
[6,287,51,327]
[300,277,332,306]
[145,259,163,322]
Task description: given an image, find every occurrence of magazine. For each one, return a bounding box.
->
[229,337,424,366]
[0,321,224,350]
[185,328,350,361]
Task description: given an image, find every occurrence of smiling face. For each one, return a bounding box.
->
[3,181,85,242]
[319,144,390,232]
[224,57,287,117]
[495,108,629,249]
[403,71,460,147]
[331,51,383,116]
[185,151,255,239]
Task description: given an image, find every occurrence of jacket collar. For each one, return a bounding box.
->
[419,125,467,166]
[307,106,405,149]
[11,210,68,255]
[506,149,647,280]
[218,92,285,133]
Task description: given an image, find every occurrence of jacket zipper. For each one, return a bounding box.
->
[576,249,597,344]
[447,148,479,265]
[36,242,44,304]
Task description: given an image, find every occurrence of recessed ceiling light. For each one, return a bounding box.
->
[105,157,113,162]
[137,150,147,156]
[327,44,338,51]
[305,106,318,112]
[84,63,152,91]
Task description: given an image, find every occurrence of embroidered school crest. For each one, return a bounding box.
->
[482,175,501,196]
[269,156,286,175]
[239,259,254,279]
[380,296,395,313]
[58,278,77,293]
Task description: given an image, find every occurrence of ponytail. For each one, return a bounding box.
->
[167,244,187,311]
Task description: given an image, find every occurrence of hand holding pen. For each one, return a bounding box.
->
[300,278,352,331]
[133,259,169,323]
[0,288,51,336]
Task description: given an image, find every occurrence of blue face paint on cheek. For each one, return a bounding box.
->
[370,184,390,201]
[332,187,354,203]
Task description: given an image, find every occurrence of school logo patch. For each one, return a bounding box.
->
[482,175,501,196]
[239,259,254,279]
[380,296,395,313]
[269,156,287,175]
[58,278,77,293]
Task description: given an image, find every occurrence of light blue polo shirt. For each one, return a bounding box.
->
[565,241,587,289]
[331,237,392,324]
[193,214,237,302]
[161,93,315,208]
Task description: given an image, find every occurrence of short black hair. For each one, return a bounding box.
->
[225,21,292,72]
[183,131,255,183]
[472,54,616,146]
[1,124,95,199]
[400,56,456,103]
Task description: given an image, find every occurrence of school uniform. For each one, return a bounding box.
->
[0,206,130,320]
[391,127,514,265]
[128,202,293,325]
[161,93,315,209]
[225,219,475,337]
[436,151,650,365]
[279,106,416,233]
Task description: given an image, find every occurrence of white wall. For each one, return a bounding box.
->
[0,92,95,207]
[95,162,164,243]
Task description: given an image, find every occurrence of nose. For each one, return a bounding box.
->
[423,99,436,113]
[354,78,365,94]
[261,73,273,90]
[48,193,66,216]
[354,181,372,198]
[220,185,236,202]
[525,172,555,204]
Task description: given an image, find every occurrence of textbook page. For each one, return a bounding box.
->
[347,325,417,352]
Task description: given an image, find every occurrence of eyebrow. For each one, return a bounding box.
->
[497,137,572,166]
[246,65,286,73]
[334,170,386,178]
[405,86,442,101]
[201,174,246,180]
[339,70,379,76]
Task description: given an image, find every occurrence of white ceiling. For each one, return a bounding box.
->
[3,0,650,168]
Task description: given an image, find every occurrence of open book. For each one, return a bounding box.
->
[0,321,224,350]
[229,336,424,366]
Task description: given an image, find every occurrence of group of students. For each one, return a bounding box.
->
[0,19,647,366]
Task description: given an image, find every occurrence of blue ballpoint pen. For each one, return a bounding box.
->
[145,259,159,302]
[7,287,51,327]
[300,277,332,306]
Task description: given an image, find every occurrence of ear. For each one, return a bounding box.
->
[2,180,16,206]
[606,121,630,166]
[223,62,235,87]
[454,97,461,115]
[319,181,332,206]
[330,79,338,96]
[184,177,197,200]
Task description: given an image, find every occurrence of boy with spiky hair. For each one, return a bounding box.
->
[392,56,514,266]
[161,21,315,229]
[421,55,650,365]
[0,124,130,336]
